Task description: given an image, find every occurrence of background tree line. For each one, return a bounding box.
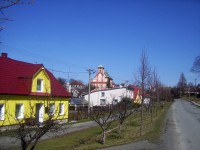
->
[171,54,200,99]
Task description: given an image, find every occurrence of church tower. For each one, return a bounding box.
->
[91,65,113,90]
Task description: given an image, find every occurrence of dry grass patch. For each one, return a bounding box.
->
[32,102,172,150]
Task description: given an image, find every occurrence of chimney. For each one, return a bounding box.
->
[1,53,7,58]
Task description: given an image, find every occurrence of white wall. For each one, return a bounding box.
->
[84,88,133,106]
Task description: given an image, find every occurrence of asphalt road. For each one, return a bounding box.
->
[102,99,200,150]
[161,99,200,150]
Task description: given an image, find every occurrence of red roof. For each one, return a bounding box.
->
[132,85,142,99]
[132,85,149,99]
[0,53,70,97]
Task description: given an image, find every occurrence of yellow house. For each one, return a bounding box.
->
[0,53,71,126]
[133,86,142,104]
[133,86,150,105]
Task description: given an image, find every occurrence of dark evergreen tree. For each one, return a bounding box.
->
[177,72,187,97]
[106,78,111,88]
[57,77,67,88]
[191,55,200,75]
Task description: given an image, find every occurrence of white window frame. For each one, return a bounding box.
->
[113,99,118,105]
[59,103,65,115]
[37,79,44,92]
[101,92,105,97]
[49,103,55,116]
[100,99,106,105]
[0,104,5,120]
[16,104,24,119]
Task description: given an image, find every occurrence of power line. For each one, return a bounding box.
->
[48,69,87,74]
[0,43,132,84]
[1,43,88,70]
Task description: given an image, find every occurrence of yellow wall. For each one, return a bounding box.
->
[0,95,69,126]
[134,91,142,104]
[31,68,51,94]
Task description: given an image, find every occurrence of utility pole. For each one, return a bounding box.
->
[189,86,190,101]
[195,79,197,98]
[87,69,95,115]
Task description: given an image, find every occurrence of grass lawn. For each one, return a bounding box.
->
[32,102,172,150]
[183,96,200,105]
[191,97,200,105]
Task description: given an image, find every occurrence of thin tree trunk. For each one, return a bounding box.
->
[119,124,122,133]
[102,130,106,144]
[140,104,143,136]
[151,106,153,123]
[21,137,28,150]
[30,139,39,150]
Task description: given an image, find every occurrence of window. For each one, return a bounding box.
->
[100,99,106,105]
[49,103,55,116]
[16,104,24,119]
[99,74,102,81]
[101,92,105,97]
[0,104,5,120]
[37,79,43,92]
[113,99,118,105]
[59,103,64,115]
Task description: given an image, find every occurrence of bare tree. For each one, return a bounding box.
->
[0,0,33,10]
[89,105,116,144]
[135,49,151,136]
[114,97,137,133]
[57,77,67,88]
[191,55,200,75]
[17,117,56,150]
[0,0,34,31]
[151,69,159,102]
[159,86,173,102]
[147,68,161,122]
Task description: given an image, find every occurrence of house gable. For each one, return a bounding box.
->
[0,53,70,97]
[31,67,51,94]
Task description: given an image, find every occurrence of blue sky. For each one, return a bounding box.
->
[1,0,200,86]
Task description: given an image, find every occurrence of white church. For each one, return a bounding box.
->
[84,65,133,106]
[90,65,114,90]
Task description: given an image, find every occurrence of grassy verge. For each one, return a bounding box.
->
[33,102,172,150]
[182,96,200,104]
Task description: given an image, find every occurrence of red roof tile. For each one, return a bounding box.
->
[0,53,70,97]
